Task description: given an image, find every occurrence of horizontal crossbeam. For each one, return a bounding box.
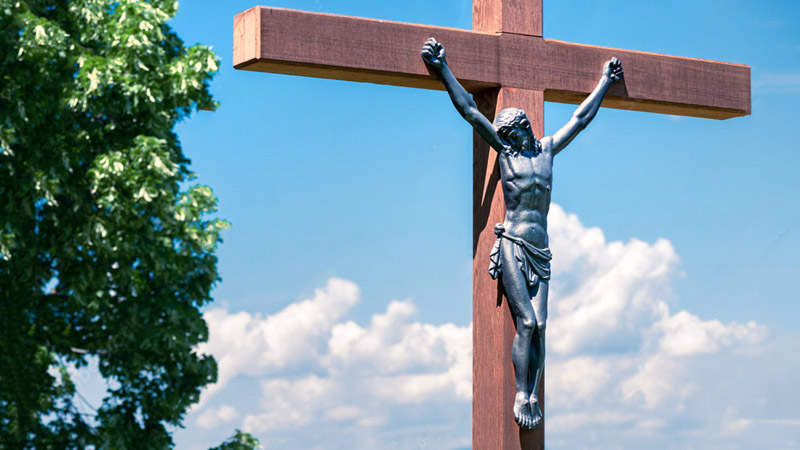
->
[234,6,750,119]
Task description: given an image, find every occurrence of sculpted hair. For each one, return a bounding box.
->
[493,108,541,153]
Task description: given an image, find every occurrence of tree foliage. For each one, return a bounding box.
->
[0,0,230,447]
[209,429,261,450]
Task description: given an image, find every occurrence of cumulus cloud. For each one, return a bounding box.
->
[196,405,239,429]
[548,204,681,355]
[653,310,765,357]
[546,356,612,409]
[182,204,790,449]
[326,299,472,403]
[196,278,360,404]
[242,375,335,433]
[542,205,773,447]
[547,203,765,364]
[233,298,471,437]
[619,354,691,409]
[191,280,471,448]
[547,411,638,434]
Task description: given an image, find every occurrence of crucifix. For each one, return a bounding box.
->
[233,1,750,448]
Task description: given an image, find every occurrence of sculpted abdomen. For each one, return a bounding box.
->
[501,154,552,213]
[499,151,553,246]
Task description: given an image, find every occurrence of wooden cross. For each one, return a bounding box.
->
[233,1,750,448]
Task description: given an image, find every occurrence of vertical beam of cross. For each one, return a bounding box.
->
[472,1,544,448]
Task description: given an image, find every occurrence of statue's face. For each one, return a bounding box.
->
[507,117,534,152]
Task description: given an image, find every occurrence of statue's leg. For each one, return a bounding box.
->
[528,280,548,428]
[527,336,537,397]
[529,326,546,427]
[499,239,538,430]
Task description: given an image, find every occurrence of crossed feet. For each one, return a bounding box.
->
[513,392,543,430]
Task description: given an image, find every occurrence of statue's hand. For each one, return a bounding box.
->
[602,57,623,83]
[421,37,447,70]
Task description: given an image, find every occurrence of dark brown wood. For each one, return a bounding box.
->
[473,0,542,36]
[233,6,750,119]
[473,88,544,450]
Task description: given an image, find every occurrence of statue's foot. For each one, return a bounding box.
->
[530,400,542,429]
[513,392,534,429]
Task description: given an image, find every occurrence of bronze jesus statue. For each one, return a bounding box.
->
[421,38,623,430]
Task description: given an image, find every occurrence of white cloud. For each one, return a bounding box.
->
[324,405,365,422]
[242,375,334,433]
[548,411,637,434]
[719,407,753,437]
[761,419,800,426]
[539,205,779,447]
[196,405,239,429]
[544,205,768,420]
[196,277,360,405]
[180,204,793,449]
[619,355,691,409]
[546,356,612,408]
[326,299,471,402]
[653,310,766,357]
[547,204,680,356]
[194,285,471,447]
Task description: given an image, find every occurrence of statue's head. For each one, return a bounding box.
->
[494,108,541,154]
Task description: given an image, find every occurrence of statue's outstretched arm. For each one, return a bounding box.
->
[546,57,623,156]
[421,38,506,152]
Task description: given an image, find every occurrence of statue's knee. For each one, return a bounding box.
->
[519,316,535,334]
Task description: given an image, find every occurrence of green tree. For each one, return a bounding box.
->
[0,0,231,447]
[209,429,261,450]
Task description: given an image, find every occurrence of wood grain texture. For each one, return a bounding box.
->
[233,7,750,119]
[233,7,260,68]
[510,37,752,119]
[473,0,542,36]
[233,7,499,92]
[473,87,544,450]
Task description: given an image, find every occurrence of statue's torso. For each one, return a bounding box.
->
[498,147,553,248]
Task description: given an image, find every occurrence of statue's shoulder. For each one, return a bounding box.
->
[538,135,553,153]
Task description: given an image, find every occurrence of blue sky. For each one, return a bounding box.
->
[153,0,800,448]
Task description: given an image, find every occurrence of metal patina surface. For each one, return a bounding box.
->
[422,37,623,430]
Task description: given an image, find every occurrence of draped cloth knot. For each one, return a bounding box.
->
[488,223,553,287]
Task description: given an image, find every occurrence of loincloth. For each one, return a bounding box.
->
[488,223,552,287]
